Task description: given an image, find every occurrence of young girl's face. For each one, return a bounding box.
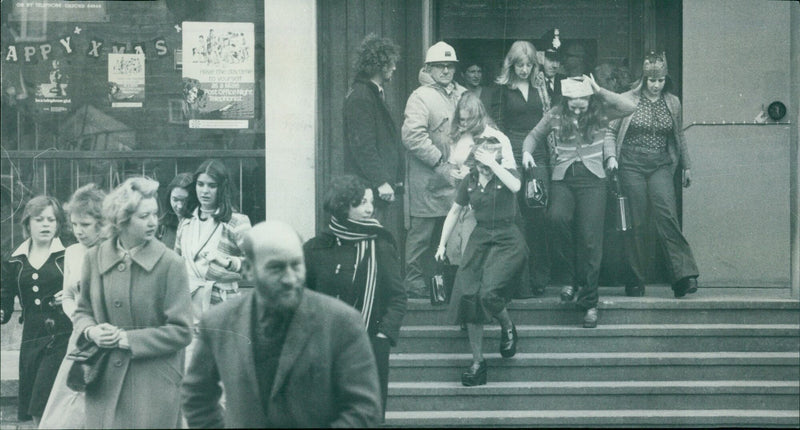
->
[29,206,57,244]
[70,213,101,247]
[567,97,590,116]
[170,187,189,215]
[348,189,374,221]
[645,76,666,98]
[196,173,219,209]
[458,107,474,129]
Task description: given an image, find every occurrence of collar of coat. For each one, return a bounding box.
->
[11,237,65,257]
[96,237,166,274]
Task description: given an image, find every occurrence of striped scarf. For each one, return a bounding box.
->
[329,216,383,327]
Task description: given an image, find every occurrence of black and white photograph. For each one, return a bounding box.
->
[1,0,798,428]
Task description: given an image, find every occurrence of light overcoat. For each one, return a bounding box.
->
[73,238,193,429]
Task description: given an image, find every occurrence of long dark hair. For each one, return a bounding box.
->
[186,159,238,223]
[160,172,194,228]
[553,95,609,143]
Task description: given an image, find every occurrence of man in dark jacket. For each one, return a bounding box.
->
[182,221,382,428]
[343,34,403,242]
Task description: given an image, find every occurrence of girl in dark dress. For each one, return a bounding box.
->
[436,141,526,386]
[1,196,71,424]
[304,175,407,419]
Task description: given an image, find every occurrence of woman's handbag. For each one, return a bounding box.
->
[430,257,457,306]
[524,166,548,209]
[66,335,112,392]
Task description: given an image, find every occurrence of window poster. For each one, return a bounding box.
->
[108,53,145,108]
[34,58,71,113]
[181,21,254,129]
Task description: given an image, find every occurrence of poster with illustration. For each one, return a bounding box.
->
[182,21,254,129]
[108,53,145,108]
[34,58,71,113]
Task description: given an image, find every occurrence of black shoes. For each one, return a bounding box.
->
[461,360,487,386]
[500,323,517,358]
[625,284,645,297]
[673,277,699,298]
[560,285,576,302]
[583,307,599,328]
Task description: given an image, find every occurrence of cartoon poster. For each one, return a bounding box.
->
[181,21,254,129]
[34,58,71,113]
[108,53,145,108]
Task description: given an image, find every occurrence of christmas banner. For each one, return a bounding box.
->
[181,21,254,129]
[108,53,145,108]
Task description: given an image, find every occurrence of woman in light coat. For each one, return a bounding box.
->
[72,177,192,429]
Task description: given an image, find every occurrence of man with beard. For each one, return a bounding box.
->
[181,220,382,428]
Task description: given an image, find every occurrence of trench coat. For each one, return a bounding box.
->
[181,289,382,428]
[72,238,193,429]
[401,69,467,218]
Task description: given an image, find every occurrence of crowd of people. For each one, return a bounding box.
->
[0,30,700,428]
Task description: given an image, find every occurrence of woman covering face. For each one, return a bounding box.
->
[522,73,638,328]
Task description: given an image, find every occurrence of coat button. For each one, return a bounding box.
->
[114,360,123,367]
[114,301,122,308]
[117,263,126,271]
[32,286,39,292]
[34,298,41,305]
[32,273,39,280]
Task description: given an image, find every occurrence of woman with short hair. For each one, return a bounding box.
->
[72,177,193,428]
[303,175,407,419]
[39,184,106,429]
[1,196,70,424]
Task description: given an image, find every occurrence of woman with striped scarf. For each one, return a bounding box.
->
[303,175,407,420]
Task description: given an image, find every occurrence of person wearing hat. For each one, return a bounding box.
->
[522,74,638,328]
[401,41,467,299]
[343,34,404,244]
[607,51,699,298]
[435,137,524,387]
[537,28,566,104]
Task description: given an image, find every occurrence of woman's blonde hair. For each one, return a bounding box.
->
[102,177,159,238]
[450,92,491,140]
[495,41,540,88]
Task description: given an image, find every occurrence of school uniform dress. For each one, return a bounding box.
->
[1,238,70,421]
[447,169,527,324]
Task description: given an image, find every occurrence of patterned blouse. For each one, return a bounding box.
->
[624,95,673,153]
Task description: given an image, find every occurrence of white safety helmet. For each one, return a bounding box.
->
[425,41,458,64]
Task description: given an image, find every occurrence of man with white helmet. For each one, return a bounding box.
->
[401,41,466,298]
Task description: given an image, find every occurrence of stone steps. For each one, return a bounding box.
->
[394,324,800,353]
[387,380,800,411]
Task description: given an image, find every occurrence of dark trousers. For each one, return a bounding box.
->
[548,162,607,309]
[369,334,391,421]
[404,216,444,296]
[619,150,699,285]
[373,197,404,250]
[519,165,552,290]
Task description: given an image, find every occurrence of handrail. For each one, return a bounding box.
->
[1,149,265,159]
[683,121,792,131]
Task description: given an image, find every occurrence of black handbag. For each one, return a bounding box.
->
[430,257,456,306]
[524,166,548,209]
[66,335,112,392]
